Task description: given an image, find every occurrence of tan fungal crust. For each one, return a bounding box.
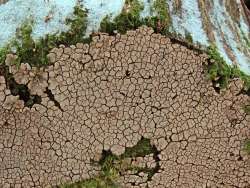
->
[0,26,250,187]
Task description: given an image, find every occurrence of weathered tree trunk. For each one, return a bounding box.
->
[167,0,250,74]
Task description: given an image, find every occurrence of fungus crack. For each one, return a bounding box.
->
[8,78,42,108]
[0,65,41,108]
[45,87,64,111]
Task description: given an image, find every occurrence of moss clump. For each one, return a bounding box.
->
[185,32,193,44]
[54,5,88,45]
[59,151,120,188]
[100,0,144,34]
[0,4,88,67]
[144,0,171,34]
[243,105,250,115]
[207,45,232,90]
[58,137,160,188]
[100,0,171,35]
[0,46,10,65]
[121,137,154,158]
[207,45,250,93]
[243,140,250,154]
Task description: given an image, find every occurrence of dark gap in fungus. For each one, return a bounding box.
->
[147,144,161,181]
[45,87,64,111]
[0,64,41,108]
[212,80,221,94]
[172,94,177,99]
[237,156,243,161]
[125,70,130,77]
[8,78,42,108]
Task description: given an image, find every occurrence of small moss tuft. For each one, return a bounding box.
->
[185,31,193,44]
[100,0,171,35]
[144,0,171,34]
[0,46,10,65]
[121,137,154,158]
[206,45,250,93]
[207,45,232,90]
[243,140,250,154]
[100,0,144,34]
[243,105,250,115]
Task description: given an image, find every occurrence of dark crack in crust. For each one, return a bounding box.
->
[0,26,250,188]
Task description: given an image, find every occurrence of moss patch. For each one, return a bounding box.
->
[0,4,89,107]
[185,31,193,44]
[243,105,250,115]
[206,45,250,93]
[243,140,250,154]
[121,137,154,158]
[100,0,171,35]
[206,45,232,91]
[100,0,144,34]
[145,0,171,34]
[58,137,160,188]
[0,4,88,67]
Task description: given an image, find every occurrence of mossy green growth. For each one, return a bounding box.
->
[243,140,250,154]
[100,0,144,34]
[121,137,154,158]
[60,177,119,188]
[207,45,232,89]
[207,45,250,91]
[54,5,88,45]
[58,138,159,188]
[59,151,120,188]
[144,0,171,34]
[185,31,193,44]
[243,105,250,115]
[0,4,88,67]
[0,46,10,65]
[100,0,171,35]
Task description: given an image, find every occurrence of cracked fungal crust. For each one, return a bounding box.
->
[0,26,250,188]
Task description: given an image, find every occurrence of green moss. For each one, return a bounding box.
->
[207,45,232,90]
[207,45,250,92]
[145,0,171,34]
[100,0,171,35]
[185,32,193,44]
[243,105,250,115]
[121,137,154,158]
[243,140,250,154]
[0,4,88,67]
[60,177,119,188]
[55,5,88,45]
[0,46,10,65]
[100,0,144,34]
[58,138,160,188]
